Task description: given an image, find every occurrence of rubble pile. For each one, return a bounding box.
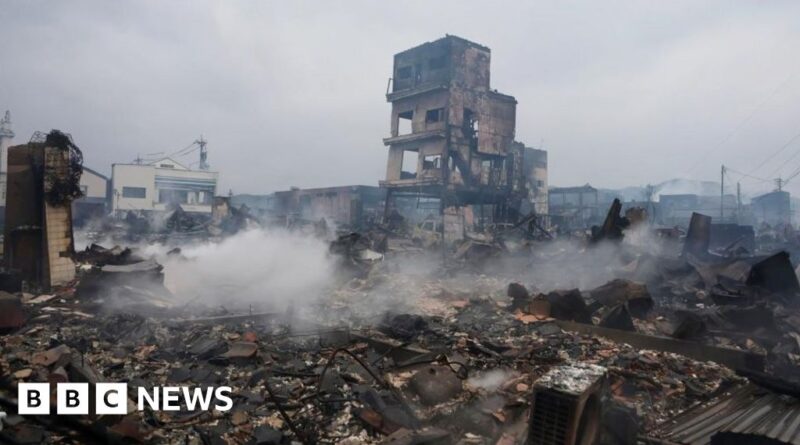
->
[0,271,740,444]
[79,202,259,248]
[3,207,800,444]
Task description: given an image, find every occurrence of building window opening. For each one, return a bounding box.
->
[397,66,412,79]
[425,108,444,124]
[422,154,441,170]
[122,186,146,199]
[463,109,478,140]
[401,150,418,179]
[398,110,413,135]
[481,159,493,185]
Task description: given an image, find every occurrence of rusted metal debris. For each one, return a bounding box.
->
[650,382,800,445]
[554,320,765,373]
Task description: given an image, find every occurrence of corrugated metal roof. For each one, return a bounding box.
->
[651,384,800,445]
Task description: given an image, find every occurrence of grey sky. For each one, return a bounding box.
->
[1,1,799,198]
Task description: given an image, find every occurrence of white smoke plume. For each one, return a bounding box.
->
[151,228,336,310]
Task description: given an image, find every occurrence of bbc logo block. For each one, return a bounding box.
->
[18,383,232,415]
[17,383,50,415]
[96,383,129,415]
[18,382,129,415]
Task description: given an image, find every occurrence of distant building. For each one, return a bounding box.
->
[230,194,277,218]
[751,190,791,227]
[659,194,737,226]
[111,157,218,214]
[548,185,600,229]
[272,185,386,228]
[73,167,110,224]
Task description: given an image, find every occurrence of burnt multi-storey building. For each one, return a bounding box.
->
[381,35,525,224]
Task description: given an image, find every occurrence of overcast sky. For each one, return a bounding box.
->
[2,1,800,197]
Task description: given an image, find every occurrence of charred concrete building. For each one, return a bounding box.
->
[381,36,528,229]
[4,131,82,288]
[518,142,548,216]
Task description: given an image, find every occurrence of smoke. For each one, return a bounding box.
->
[73,230,96,251]
[472,222,676,295]
[653,178,722,201]
[308,222,678,326]
[467,369,518,392]
[74,218,675,322]
[152,228,336,310]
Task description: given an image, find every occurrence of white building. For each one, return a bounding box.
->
[80,167,110,200]
[73,167,110,224]
[0,110,15,210]
[112,157,218,214]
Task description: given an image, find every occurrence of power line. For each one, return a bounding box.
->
[686,72,796,176]
[747,128,800,175]
[167,141,197,158]
[723,166,771,183]
[175,145,200,157]
[782,164,800,185]
[764,130,800,178]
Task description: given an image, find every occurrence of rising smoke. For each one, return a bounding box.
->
[151,228,337,310]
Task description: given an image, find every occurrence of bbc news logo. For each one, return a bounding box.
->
[18,383,233,415]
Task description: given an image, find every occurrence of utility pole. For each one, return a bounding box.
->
[720,165,725,222]
[776,177,783,192]
[195,135,209,170]
[0,110,15,181]
[737,182,741,223]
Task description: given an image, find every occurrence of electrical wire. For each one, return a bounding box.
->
[766,132,800,179]
[747,129,800,176]
[724,166,771,183]
[155,140,200,162]
[687,72,797,176]
[781,164,800,185]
